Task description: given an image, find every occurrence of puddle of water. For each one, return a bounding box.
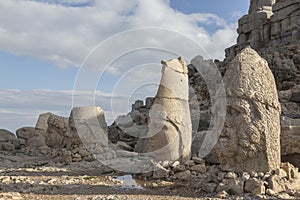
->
[114,175,145,190]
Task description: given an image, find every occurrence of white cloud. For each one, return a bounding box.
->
[0,89,128,132]
[0,0,238,69]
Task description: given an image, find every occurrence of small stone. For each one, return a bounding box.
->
[258,172,264,178]
[268,174,285,193]
[216,178,244,195]
[203,182,217,193]
[245,177,266,195]
[275,168,287,178]
[216,190,229,199]
[171,161,180,168]
[218,172,226,181]
[250,171,258,178]
[173,165,186,172]
[185,160,195,167]
[242,172,251,181]
[281,162,298,180]
[116,141,134,151]
[153,164,170,179]
[78,149,89,157]
[174,170,191,180]
[224,172,237,179]
[266,189,276,196]
[190,164,206,173]
[161,160,170,168]
[192,157,205,164]
[277,193,292,199]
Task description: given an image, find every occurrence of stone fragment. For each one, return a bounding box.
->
[135,57,192,162]
[70,106,108,149]
[203,182,217,193]
[0,129,15,142]
[116,141,134,151]
[216,190,229,199]
[215,47,281,173]
[217,178,244,195]
[268,174,285,193]
[224,172,237,179]
[190,164,206,173]
[245,177,266,195]
[35,112,53,131]
[185,160,195,167]
[115,115,134,128]
[153,164,170,179]
[281,162,298,180]
[174,170,191,180]
[192,157,205,164]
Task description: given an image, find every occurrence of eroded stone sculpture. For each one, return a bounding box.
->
[135,57,192,162]
[215,47,281,173]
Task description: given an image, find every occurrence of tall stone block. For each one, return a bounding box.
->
[215,47,281,173]
[135,57,192,162]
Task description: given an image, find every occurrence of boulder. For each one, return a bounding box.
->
[135,57,192,162]
[46,115,72,148]
[16,127,47,148]
[245,177,266,195]
[35,112,54,131]
[69,106,108,150]
[0,129,15,142]
[215,47,281,173]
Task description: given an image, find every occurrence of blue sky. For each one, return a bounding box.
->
[0,0,249,132]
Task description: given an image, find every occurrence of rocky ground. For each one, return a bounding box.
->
[0,150,216,200]
[0,150,299,200]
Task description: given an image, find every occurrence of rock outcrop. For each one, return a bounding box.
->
[135,57,192,162]
[215,47,281,173]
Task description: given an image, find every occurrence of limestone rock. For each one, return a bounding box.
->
[153,164,170,179]
[46,115,74,149]
[217,178,244,195]
[0,129,15,142]
[215,47,281,173]
[35,112,54,132]
[245,177,266,195]
[70,106,108,154]
[174,170,191,180]
[135,57,192,162]
[16,127,47,148]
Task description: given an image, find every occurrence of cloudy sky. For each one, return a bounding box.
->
[0,0,249,132]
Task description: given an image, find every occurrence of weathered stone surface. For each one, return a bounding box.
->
[70,106,108,149]
[16,127,47,148]
[35,112,54,132]
[0,129,15,142]
[245,177,266,195]
[215,47,281,173]
[135,57,192,162]
[152,164,170,179]
[174,170,191,180]
[216,178,244,195]
[46,115,74,149]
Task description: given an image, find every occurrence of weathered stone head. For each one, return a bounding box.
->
[215,47,281,173]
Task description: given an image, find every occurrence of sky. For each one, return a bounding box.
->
[0,0,249,132]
